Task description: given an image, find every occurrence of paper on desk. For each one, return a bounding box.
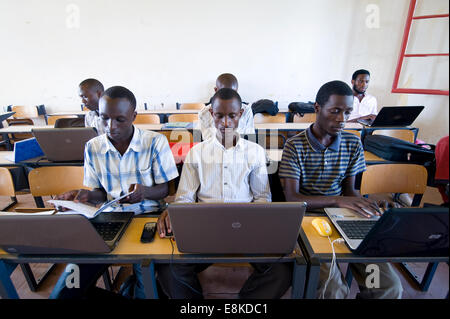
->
[0,211,56,216]
[48,192,132,219]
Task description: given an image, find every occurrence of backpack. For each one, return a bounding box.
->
[364,135,435,164]
[288,102,315,115]
[251,99,279,116]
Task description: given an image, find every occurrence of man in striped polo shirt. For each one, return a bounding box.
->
[279,81,402,299]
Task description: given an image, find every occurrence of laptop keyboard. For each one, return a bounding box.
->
[336,220,377,239]
[92,222,124,241]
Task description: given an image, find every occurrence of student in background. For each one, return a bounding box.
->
[348,69,378,123]
[50,86,178,298]
[279,80,402,299]
[157,88,292,299]
[198,73,255,140]
[79,78,107,134]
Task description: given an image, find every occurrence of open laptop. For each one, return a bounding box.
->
[357,106,424,127]
[168,202,306,254]
[325,207,449,256]
[0,212,133,254]
[32,127,97,162]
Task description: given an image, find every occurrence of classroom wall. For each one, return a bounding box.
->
[0,0,448,143]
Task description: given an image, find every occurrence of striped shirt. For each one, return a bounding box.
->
[279,125,366,196]
[197,103,255,141]
[84,110,107,135]
[175,136,271,203]
[83,126,179,214]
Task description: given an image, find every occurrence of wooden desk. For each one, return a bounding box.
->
[0,216,307,299]
[299,216,448,299]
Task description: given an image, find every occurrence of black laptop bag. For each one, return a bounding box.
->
[364,135,435,163]
[251,99,279,116]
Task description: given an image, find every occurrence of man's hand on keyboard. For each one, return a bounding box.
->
[336,196,383,218]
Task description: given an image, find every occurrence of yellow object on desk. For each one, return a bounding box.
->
[311,218,333,237]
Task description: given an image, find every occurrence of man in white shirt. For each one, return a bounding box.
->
[156,88,292,299]
[348,70,378,122]
[197,73,255,140]
[79,78,107,134]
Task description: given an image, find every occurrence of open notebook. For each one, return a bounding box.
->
[48,192,132,219]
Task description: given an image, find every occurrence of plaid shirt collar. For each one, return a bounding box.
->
[100,125,142,155]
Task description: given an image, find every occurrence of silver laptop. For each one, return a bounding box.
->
[0,212,133,254]
[168,202,306,254]
[325,208,380,250]
[32,127,97,162]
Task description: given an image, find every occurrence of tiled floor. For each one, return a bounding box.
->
[0,187,448,299]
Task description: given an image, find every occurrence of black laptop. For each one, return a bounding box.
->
[358,106,424,127]
[0,212,133,254]
[326,207,449,257]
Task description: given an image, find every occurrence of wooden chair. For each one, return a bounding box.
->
[0,167,18,210]
[133,114,161,124]
[11,105,39,118]
[176,103,205,110]
[159,130,193,143]
[168,114,199,123]
[47,115,78,126]
[360,163,427,206]
[28,166,88,207]
[293,113,316,123]
[373,129,415,143]
[253,113,286,124]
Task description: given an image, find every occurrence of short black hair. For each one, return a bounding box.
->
[352,69,370,81]
[211,88,242,109]
[102,86,137,110]
[216,73,238,90]
[315,81,353,106]
[79,78,104,92]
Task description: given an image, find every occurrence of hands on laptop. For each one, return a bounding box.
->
[52,189,91,211]
[335,196,401,218]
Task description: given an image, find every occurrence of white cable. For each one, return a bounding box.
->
[320,237,345,299]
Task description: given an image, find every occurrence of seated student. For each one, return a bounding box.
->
[79,78,107,134]
[50,86,178,299]
[156,88,292,299]
[198,73,255,140]
[279,80,402,299]
[348,69,378,123]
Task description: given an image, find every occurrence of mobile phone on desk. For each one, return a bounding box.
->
[140,222,157,243]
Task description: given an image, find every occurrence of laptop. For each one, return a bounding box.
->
[325,207,449,256]
[168,202,306,254]
[0,212,133,254]
[5,137,45,163]
[357,106,424,127]
[32,127,97,162]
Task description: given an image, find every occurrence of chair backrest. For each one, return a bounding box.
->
[133,114,160,124]
[11,106,39,118]
[293,113,316,123]
[82,106,89,112]
[0,167,15,196]
[159,130,193,143]
[346,130,361,138]
[360,164,427,196]
[253,113,286,124]
[177,103,205,110]
[47,115,78,126]
[28,166,89,196]
[168,114,199,123]
[373,129,415,143]
[54,117,85,128]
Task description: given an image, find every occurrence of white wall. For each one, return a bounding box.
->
[0,0,448,143]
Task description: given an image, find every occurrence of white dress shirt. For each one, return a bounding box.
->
[349,94,378,120]
[85,110,107,135]
[175,135,271,203]
[197,103,255,140]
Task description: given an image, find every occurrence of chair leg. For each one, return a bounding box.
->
[419,262,439,291]
[19,263,57,292]
[102,269,113,291]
